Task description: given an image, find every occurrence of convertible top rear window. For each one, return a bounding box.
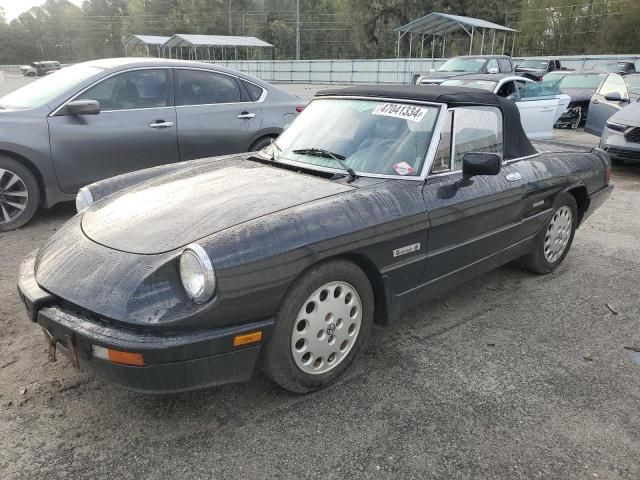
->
[271,98,440,178]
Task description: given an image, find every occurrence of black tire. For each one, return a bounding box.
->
[0,157,40,232]
[521,192,578,274]
[249,135,276,152]
[261,259,374,393]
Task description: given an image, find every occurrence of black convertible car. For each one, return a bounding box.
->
[18,86,613,394]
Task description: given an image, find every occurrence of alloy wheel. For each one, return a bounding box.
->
[0,168,29,226]
[544,205,572,263]
[291,281,362,375]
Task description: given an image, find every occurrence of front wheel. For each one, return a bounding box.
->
[521,193,577,274]
[261,260,374,393]
[249,136,276,152]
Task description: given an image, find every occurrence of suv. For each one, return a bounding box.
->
[515,58,565,81]
[416,55,514,85]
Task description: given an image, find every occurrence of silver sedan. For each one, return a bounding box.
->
[0,58,303,230]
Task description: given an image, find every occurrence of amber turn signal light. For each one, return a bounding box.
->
[233,331,263,347]
[93,345,146,366]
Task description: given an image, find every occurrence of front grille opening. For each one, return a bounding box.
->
[247,155,343,180]
[624,127,640,143]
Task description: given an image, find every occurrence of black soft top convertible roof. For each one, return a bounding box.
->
[316,85,538,160]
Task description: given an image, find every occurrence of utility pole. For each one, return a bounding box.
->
[296,0,300,60]
[228,0,232,35]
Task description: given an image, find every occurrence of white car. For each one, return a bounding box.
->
[441,75,571,139]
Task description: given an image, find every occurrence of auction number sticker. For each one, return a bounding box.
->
[372,103,427,122]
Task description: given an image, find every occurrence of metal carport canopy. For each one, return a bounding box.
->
[395,12,518,58]
[163,34,273,49]
[396,12,517,36]
[123,35,170,47]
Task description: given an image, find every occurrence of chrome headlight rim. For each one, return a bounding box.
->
[179,244,216,304]
[75,187,94,213]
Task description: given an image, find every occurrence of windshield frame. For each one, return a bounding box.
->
[260,96,448,181]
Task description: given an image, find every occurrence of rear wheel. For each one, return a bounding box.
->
[521,193,577,274]
[261,260,374,393]
[0,157,40,231]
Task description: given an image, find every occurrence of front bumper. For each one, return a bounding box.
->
[600,128,640,162]
[17,252,273,393]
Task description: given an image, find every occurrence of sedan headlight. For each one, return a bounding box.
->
[75,187,94,213]
[179,244,216,304]
[605,120,627,132]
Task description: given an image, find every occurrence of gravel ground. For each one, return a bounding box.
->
[0,75,638,480]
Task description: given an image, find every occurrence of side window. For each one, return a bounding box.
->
[77,69,168,111]
[498,58,512,73]
[599,75,628,99]
[241,80,265,101]
[431,110,453,173]
[176,70,242,106]
[452,106,503,171]
[486,59,499,72]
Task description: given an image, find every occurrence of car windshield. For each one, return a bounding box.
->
[268,99,440,177]
[558,73,606,89]
[437,57,487,72]
[440,79,497,91]
[595,62,629,72]
[518,60,549,69]
[0,64,102,109]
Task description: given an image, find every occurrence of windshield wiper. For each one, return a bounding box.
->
[292,147,357,182]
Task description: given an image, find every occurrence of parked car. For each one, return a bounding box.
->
[598,101,640,164]
[592,61,637,75]
[584,73,640,135]
[0,58,303,231]
[18,85,613,394]
[20,61,62,77]
[441,75,570,138]
[548,72,608,128]
[416,55,514,85]
[515,58,566,81]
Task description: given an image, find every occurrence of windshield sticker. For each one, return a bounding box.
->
[392,162,415,175]
[372,103,428,122]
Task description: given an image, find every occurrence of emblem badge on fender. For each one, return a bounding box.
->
[393,243,421,257]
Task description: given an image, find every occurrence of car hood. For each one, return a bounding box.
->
[609,101,640,127]
[81,157,355,255]
[515,67,545,74]
[560,88,595,103]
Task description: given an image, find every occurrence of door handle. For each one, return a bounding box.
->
[505,172,522,181]
[149,121,174,129]
[237,112,256,119]
[540,108,555,112]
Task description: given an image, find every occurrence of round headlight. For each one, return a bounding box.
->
[179,244,216,304]
[76,187,94,213]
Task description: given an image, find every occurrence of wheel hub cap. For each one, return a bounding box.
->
[0,168,29,225]
[544,205,572,263]
[291,281,362,375]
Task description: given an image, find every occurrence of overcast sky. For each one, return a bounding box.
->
[1,0,84,20]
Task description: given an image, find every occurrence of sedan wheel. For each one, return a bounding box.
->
[262,260,374,393]
[0,158,40,231]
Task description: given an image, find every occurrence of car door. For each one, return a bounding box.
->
[174,68,264,160]
[513,80,559,139]
[48,68,178,193]
[585,74,630,136]
[421,106,528,285]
